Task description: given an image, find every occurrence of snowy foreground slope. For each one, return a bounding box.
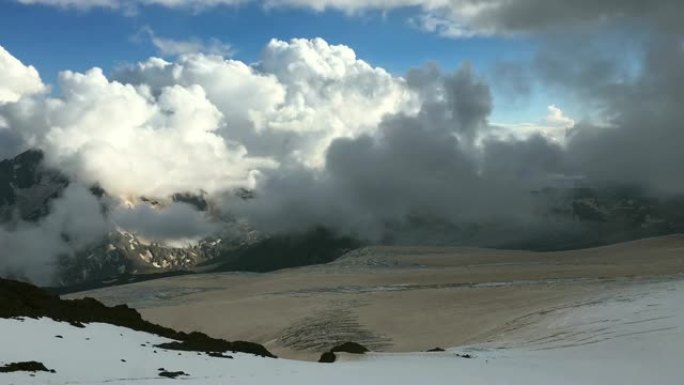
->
[1,279,683,385]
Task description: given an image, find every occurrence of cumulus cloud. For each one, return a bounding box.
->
[3,66,275,199]
[255,38,418,166]
[115,38,417,168]
[0,38,422,274]
[0,46,46,158]
[0,45,45,104]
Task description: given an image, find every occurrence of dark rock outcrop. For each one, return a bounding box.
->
[318,351,336,363]
[318,341,369,364]
[426,347,445,352]
[0,149,68,222]
[0,277,275,358]
[0,361,54,373]
[158,370,188,378]
[156,335,273,358]
[330,341,369,354]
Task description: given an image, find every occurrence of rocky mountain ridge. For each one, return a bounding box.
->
[3,149,684,289]
[0,150,252,286]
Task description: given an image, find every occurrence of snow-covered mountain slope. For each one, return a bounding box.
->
[2,279,683,384]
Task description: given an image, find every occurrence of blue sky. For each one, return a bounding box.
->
[0,0,554,122]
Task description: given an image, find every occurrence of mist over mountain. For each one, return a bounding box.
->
[2,147,683,288]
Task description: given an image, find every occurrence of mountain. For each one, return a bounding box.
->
[0,149,68,222]
[0,150,358,290]
[517,185,684,250]
[371,184,684,252]
[3,149,684,289]
[0,150,243,287]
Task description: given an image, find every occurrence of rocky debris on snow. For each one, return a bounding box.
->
[207,352,233,359]
[156,334,274,358]
[158,370,189,378]
[0,361,54,373]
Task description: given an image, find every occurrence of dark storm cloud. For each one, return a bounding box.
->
[452,0,684,196]
[457,0,684,35]
[233,64,565,240]
[565,33,684,194]
[233,0,684,242]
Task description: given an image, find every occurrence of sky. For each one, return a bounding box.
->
[2,0,684,284]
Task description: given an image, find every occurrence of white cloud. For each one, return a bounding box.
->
[543,104,575,128]
[5,67,276,199]
[116,52,286,126]
[135,27,234,57]
[256,38,418,166]
[2,38,414,201]
[115,38,418,168]
[0,45,46,104]
[410,3,499,38]
[0,38,421,282]
[491,105,575,143]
